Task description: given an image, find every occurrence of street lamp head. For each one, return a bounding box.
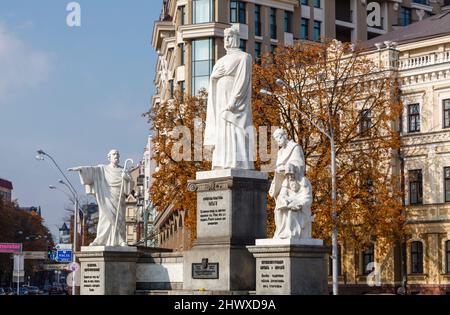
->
[59,180,66,185]
[49,185,56,190]
[37,149,46,156]
[275,78,288,88]
[35,155,44,161]
[260,89,273,96]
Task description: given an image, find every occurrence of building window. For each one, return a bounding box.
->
[301,18,309,40]
[446,240,450,274]
[179,6,186,25]
[336,0,353,23]
[179,43,185,66]
[239,39,247,52]
[300,0,308,5]
[239,2,246,24]
[270,45,277,55]
[230,1,246,24]
[169,80,174,99]
[399,7,412,26]
[444,99,450,128]
[409,170,423,205]
[313,20,321,41]
[284,11,292,33]
[313,0,321,8]
[410,241,424,274]
[445,167,450,203]
[362,244,375,275]
[192,38,214,95]
[255,5,262,36]
[230,1,237,23]
[270,8,277,39]
[408,104,420,133]
[254,42,262,63]
[179,81,185,101]
[193,0,215,24]
[359,109,372,136]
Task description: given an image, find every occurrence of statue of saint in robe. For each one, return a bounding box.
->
[269,129,314,240]
[69,149,132,247]
[204,26,254,170]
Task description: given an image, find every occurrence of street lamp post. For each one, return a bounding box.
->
[261,80,339,295]
[36,150,79,296]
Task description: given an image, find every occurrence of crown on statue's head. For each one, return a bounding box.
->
[224,25,240,37]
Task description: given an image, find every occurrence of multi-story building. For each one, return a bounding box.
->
[152,0,446,109]
[125,146,158,246]
[150,0,449,252]
[142,136,158,247]
[329,10,450,294]
[125,166,144,245]
[0,178,13,203]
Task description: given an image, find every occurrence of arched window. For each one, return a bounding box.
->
[362,244,375,275]
[410,241,423,274]
[446,240,450,274]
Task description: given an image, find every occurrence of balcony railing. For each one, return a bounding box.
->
[398,51,450,70]
[406,202,450,222]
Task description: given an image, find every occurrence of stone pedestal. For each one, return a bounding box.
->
[183,169,269,291]
[77,246,138,295]
[248,239,330,295]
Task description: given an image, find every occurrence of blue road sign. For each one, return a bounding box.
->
[56,250,72,262]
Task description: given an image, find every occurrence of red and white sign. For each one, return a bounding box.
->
[68,262,80,272]
[0,243,22,253]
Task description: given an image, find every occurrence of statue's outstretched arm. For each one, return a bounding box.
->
[68,167,82,172]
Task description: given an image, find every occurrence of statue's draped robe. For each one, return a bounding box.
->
[273,177,313,239]
[78,165,130,246]
[204,48,254,169]
[269,141,309,239]
[269,140,305,198]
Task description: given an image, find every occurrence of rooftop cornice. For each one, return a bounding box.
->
[152,21,175,50]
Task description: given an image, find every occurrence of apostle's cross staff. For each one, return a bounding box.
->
[112,158,134,246]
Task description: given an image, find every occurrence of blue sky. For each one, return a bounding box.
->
[0,1,161,238]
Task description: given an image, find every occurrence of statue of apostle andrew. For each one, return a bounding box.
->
[68,149,132,247]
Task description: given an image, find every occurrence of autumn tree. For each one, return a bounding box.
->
[253,39,404,253]
[145,91,211,244]
[0,198,53,286]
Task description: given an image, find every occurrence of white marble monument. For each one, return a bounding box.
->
[70,150,139,295]
[184,26,269,293]
[263,128,320,246]
[69,149,133,247]
[204,25,254,170]
[248,129,329,295]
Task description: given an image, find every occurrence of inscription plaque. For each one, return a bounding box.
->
[197,190,230,238]
[82,262,102,294]
[192,258,219,279]
[259,259,286,291]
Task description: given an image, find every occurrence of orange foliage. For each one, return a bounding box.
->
[253,40,405,250]
[145,91,211,244]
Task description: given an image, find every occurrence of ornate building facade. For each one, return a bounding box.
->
[332,11,450,294]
